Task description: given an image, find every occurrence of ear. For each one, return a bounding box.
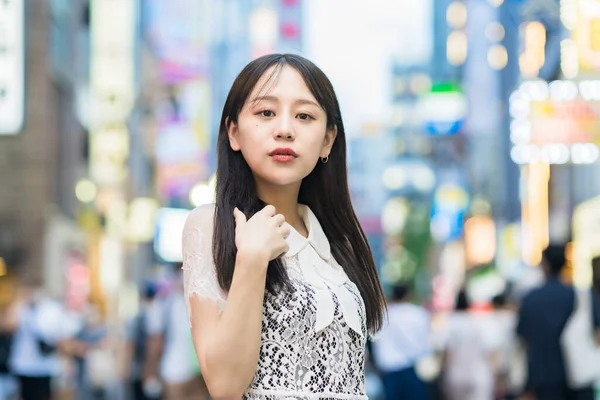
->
[226,117,241,151]
[321,125,338,158]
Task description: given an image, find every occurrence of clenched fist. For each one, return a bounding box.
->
[234,205,290,263]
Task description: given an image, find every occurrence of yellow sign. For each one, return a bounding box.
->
[575,1,600,71]
[573,195,600,287]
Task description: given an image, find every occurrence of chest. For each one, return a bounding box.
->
[261,275,366,345]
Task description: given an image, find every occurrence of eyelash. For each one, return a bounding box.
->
[257,109,314,120]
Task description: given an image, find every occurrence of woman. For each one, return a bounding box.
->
[182,53,386,399]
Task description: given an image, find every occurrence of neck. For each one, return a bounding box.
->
[256,180,305,231]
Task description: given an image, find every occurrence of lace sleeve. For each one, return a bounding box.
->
[181,204,227,321]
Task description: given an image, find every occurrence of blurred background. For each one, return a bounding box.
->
[1,0,600,399]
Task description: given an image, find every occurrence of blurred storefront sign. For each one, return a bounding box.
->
[510,80,600,164]
[520,162,550,266]
[153,207,190,263]
[88,0,137,310]
[145,0,212,83]
[89,0,136,185]
[43,214,87,299]
[573,0,600,72]
[496,223,524,280]
[382,160,436,194]
[430,182,470,243]
[572,195,600,287]
[145,0,213,201]
[278,0,302,53]
[464,215,496,267]
[415,84,467,135]
[90,0,136,125]
[250,7,279,59]
[155,81,212,200]
[98,234,124,295]
[65,251,90,312]
[0,0,25,135]
[127,197,161,243]
[90,124,130,187]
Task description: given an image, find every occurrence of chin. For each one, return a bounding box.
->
[255,170,309,188]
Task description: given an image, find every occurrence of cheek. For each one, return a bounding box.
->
[236,120,268,149]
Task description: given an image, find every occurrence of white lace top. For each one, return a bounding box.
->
[182,204,368,399]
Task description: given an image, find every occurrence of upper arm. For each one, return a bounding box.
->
[181,204,227,370]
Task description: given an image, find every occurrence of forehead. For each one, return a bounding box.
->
[249,64,317,102]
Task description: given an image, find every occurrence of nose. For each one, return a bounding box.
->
[274,115,295,141]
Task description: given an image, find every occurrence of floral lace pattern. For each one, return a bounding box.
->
[182,205,368,399]
[181,213,227,318]
[243,255,367,399]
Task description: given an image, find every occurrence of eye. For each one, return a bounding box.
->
[259,110,274,117]
[297,113,313,120]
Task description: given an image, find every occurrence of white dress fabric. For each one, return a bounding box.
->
[182,204,368,399]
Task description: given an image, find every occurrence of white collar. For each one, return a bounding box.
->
[284,205,331,261]
[282,206,364,338]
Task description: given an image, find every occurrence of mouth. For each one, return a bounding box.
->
[269,148,298,157]
[269,148,298,163]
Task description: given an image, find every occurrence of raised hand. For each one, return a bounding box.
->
[233,205,290,263]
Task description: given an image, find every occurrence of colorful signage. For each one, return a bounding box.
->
[510,80,600,164]
[574,0,600,71]
[416,84,467,135]
[0,0,25,135]
[144,0,212,83]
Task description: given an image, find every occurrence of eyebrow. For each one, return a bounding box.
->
[250,95,320,108]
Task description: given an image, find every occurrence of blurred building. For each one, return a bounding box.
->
[0,0,88,292]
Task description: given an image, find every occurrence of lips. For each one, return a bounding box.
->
[269,148,297,157]
[269,147,297,163]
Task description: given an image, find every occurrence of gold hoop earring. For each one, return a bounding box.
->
[321,156,329,164]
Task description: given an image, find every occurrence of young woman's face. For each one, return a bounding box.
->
[228,65,337,188]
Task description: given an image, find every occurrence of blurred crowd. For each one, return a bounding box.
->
[0,264,209,400]
[1,245,599,400]
[366,244,600,400]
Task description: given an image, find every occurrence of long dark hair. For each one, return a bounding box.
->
[213,53,385,334]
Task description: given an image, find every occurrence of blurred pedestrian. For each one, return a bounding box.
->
[442,290,495,400]
[371,283,430,400]
[489,293,522,400]
[73,304,108,400]
[517,244,600,400]
[0,298,18,400]
[145,269,208,400]
[122,283,160,400]
[8,287,73,400]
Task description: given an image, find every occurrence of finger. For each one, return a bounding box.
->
[233,207,247,226]
[279,225,291,238]
[260,205,276,216]
[272,214,285,227]
[275,243,290,260]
